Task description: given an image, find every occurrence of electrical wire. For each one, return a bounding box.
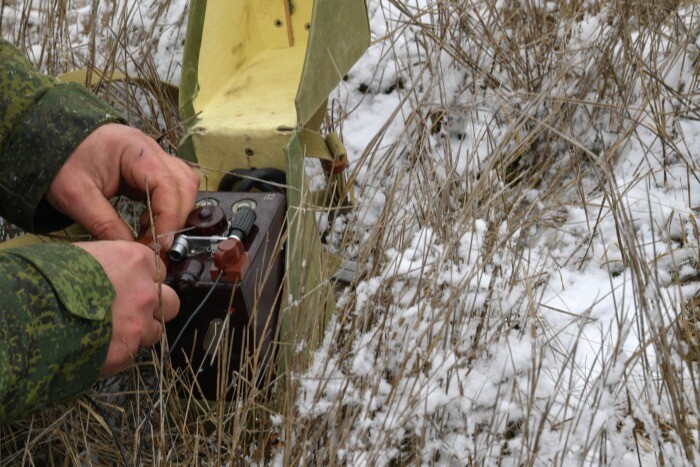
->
[85,272,223,467]
[85,395,129,466]
[127,271,224,467]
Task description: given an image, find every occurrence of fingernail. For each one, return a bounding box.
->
[163,232,175,248]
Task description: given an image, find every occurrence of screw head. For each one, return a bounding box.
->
[198,207,213,220]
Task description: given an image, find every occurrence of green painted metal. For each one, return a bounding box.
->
[296,0,371,126]
[177,0,207,163]
[278,131,337,374]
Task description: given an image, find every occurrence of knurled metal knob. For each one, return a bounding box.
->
[230,207,256,240]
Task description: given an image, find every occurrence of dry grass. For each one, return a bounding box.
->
[2,0,700,465]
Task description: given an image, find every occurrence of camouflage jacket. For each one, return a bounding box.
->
[0,39,123,424]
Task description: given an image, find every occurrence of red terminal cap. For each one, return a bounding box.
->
[212,237,250,282]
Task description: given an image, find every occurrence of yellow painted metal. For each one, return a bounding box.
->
[181,0,369,187]
[194,130,291,192]
[187,0,314,188]
[195,1,296,105]
[290,0,313,47]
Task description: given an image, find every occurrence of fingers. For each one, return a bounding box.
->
[47,124,199,248]
[121,140,199,247]
[141,285,179,348]
[102,342,136,376]
[153,284,179,322]
[140,320,163,348]
[80,240,182,374]
[48,175,134,242]
[153,254,167,282]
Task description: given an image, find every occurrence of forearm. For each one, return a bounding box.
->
[0,243,114,425]
[0,39,125,232]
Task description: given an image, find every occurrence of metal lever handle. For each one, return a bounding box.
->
[169,235,230,262]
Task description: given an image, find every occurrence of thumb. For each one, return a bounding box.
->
[53,183,134,241]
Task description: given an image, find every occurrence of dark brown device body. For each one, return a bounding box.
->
[164,191,286,400]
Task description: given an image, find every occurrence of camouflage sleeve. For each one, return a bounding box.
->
[0,39,126,232]
[0,243,115,425]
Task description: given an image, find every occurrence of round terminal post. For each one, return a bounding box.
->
[187,205,228,236]
[174,259,204,289]
[214,238,244,271]
[212,237,251,282]
[169,235,190,262]
[176,272,197,290]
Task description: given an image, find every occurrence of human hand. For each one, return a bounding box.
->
[47,124,200,248]
[75,240,179,376]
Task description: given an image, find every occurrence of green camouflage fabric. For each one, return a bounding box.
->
[0,39,125,232]
[0,40,122,424]
[0,244,115,424]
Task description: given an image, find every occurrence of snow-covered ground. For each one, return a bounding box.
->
[293,3,700,465]
[3,0,699,465]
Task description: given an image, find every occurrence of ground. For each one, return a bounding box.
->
[1,0,699,465]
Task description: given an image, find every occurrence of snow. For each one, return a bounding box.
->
[292,1,700,464]
[3,0,700,464]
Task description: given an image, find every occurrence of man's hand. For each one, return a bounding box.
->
[75,241,179,376]
[47,124,200,248]
[50,124,198,375]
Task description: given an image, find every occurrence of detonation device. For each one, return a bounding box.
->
[164,191,285,400]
